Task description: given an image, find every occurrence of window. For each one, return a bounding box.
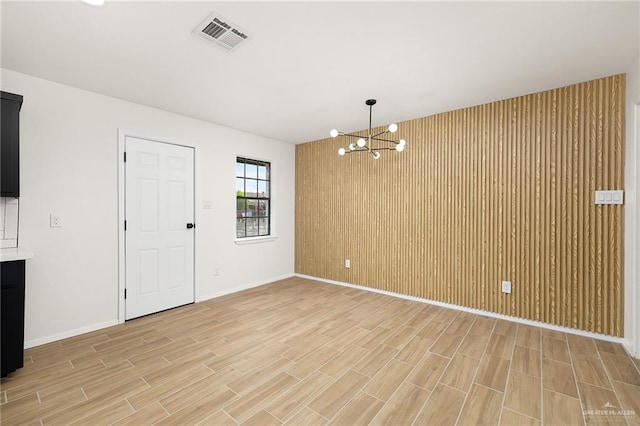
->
[236,157,270,238]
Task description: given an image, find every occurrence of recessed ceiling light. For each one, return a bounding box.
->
[82,0,105,6]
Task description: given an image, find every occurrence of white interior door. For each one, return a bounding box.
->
[125,136,195,320]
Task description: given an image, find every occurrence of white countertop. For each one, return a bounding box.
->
[0,248,34,262]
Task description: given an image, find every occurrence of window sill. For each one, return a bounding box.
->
[234,235,278,245]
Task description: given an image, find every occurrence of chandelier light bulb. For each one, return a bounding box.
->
[357,138,366,147]
[399,139,406,147]
[388,123,398,133]
[338,148,346,156]
[330,129,339,138]
[349,143,356,151]
[395,144,405,152]
[372,151,381,160]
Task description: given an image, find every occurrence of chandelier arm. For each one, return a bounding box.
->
[370,136,401,144]
[344,148,369,154]
[370,146,397,151]
[372,130,389,138]
[340,132,368,140]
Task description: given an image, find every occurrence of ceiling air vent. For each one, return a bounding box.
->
[193,13,250,52]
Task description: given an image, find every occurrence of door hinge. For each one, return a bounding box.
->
[124,152,127,162]
[124,220,127,231]
[124,288,127,299]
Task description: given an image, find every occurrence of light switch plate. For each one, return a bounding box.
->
[595,190,624,205]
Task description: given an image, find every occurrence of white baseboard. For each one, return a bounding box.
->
[198,273,295,302]
[621,338,637,358]
[24,319,119,349]
[296,273,627,346]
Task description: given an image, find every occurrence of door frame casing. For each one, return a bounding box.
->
[117,129,197,324]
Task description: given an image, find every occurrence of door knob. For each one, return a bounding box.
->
[186,223,195,229]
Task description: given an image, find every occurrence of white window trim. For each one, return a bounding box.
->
[234,235,278,245]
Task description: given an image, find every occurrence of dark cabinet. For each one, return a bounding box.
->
[1,91,23,198]
[1,260,26,377]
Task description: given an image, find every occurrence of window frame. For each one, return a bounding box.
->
[235,156,272,240]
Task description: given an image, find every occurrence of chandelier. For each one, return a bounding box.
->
[331,99,406,159]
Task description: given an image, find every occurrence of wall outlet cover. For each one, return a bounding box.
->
[501,280,512,294]
[50,213,63,228]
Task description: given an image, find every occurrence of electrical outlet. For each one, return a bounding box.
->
[50,213,63,228]
[214,266,220,277]
[202,200,212,209]
[501,280,512,294]
[345,259,351,269]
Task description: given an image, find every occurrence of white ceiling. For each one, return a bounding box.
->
[2,1,639,144]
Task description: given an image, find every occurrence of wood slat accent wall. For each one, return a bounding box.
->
[295,74,625,336]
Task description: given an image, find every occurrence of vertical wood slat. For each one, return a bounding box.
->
[294,74,625,336]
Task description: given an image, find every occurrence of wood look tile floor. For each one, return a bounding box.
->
[2,276,640,425]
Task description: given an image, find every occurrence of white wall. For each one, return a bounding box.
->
[1,69,295,347]
[624,56,640,358]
